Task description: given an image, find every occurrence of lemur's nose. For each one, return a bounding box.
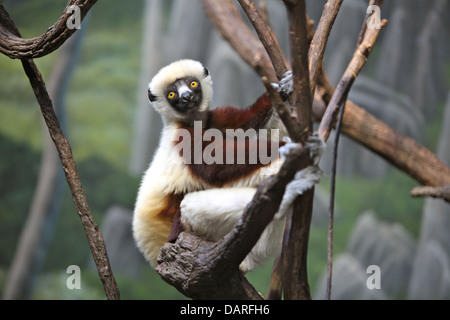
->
[181,91,194,102]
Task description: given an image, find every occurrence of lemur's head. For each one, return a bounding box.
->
[148,59,213,125]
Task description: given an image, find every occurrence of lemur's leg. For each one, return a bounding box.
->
[180,187,256,242]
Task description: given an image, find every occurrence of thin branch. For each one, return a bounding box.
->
[0,6,119,300]
[325,92,346,300]
[319,3,386,299]
[318,19,387,141]
[21,58,120,300]
[278,0,315,301]
[0,0,97,59]
[410,185,450,203]
[201,0,277,82]
[237,0,288,79]
[356,0,384,48]
[308,0,344,100]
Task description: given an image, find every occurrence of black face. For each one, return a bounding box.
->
[165,77,203,114]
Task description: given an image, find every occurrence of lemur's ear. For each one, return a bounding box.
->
[203,67,209,78]
[148,89,157,102]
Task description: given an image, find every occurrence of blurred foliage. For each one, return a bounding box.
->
[0,134,40,266]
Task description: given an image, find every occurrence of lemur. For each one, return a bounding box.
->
[132,59,323,272]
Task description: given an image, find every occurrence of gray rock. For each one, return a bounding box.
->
[346,211,416,298]
[314,253,387,300]
[408,240,450,299]
[98,206,147,276]
[408,92,450,299]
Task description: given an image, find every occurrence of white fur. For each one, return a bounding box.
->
[133,124,211,266]
[180,188,285,273]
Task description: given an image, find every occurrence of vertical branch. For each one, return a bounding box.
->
[281,0,314,300]
[283,0,312,137]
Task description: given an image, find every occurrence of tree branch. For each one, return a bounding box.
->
[308,0,343,101]
[0,0,97,59]
[0,5,119,300]
[410,185,450,203]
[277,0,315,300]
[237,0,289,80]
[318,19,387,141]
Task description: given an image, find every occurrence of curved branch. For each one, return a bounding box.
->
[0,0,97,59]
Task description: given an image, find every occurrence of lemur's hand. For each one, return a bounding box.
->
[279,132,325,164]
[271,71,293,101]
[275,132,325,220]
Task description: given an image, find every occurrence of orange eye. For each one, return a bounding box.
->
[190,81,198,88]
[167,91,176,99]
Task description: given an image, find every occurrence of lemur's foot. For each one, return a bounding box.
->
[305,132,325,165]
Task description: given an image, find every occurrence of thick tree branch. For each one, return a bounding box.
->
[21,58,120,300]
[0,0,97,59]
[279,0,315,301]
[201,0,277,83]
[262,76,303,141]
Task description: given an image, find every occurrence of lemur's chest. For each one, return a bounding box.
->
[155,123,284,190]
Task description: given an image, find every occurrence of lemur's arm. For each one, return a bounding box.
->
[209,71,293,130]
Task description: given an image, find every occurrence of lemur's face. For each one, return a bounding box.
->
[148,59,213,125]
[165,77,203,113]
